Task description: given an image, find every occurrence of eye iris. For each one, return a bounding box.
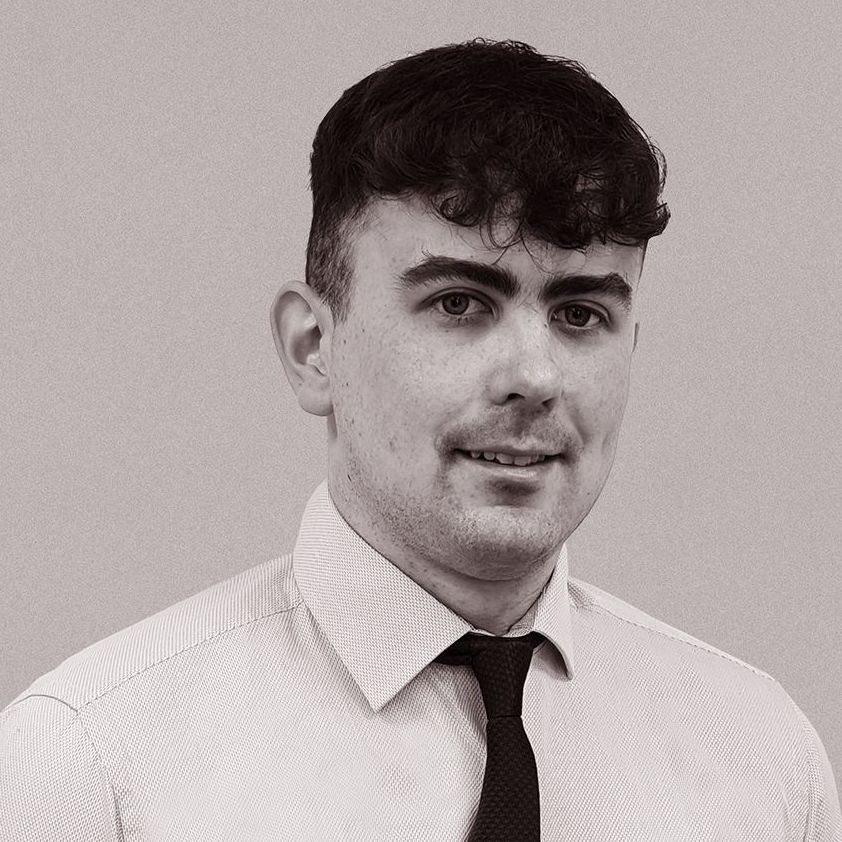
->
[565,306,591,327]
[442,294,470,316]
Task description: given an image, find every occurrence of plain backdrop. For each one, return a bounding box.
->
[2,0,840,791]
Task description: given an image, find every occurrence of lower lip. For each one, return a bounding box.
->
[455,451,557,482]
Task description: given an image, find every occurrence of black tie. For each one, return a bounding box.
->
[435,632,544,841]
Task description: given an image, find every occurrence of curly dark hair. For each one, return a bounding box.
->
[306,38,669,322]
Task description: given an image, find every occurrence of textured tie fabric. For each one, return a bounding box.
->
[435,632,544,841]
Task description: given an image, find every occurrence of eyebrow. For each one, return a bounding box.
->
[396,255,633,312]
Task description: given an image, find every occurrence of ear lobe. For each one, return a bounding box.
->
[270,282,334,417]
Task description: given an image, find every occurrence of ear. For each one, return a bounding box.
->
[633,321,640,352]
[270,281,334,417]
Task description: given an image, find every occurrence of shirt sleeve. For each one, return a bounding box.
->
[0,694,121,841]
[789,696,842,841]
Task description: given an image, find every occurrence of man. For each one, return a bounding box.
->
[1,38,839,841]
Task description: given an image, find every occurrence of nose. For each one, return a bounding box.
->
[485,312,565,409]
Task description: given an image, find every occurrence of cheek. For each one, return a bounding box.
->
[573,357,632,437]
[333,331,439,447]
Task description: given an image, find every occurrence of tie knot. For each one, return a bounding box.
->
[435,632,543,718]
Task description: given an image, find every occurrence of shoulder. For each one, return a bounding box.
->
[0,695,121,839]
[4,553,301,714]
[565,575,817,762]
[567,577,842,834]
[567,574,776,680]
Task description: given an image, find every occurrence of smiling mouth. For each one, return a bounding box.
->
[455,449,560,467]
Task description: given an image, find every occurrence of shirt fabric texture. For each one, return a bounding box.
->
[1,479,840,840]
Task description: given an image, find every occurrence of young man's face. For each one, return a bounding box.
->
[325,195,644,581]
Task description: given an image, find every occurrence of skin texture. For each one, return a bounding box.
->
[272,194,645,633]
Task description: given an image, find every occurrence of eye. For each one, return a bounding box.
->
[558,305,604,329]
[433,293,489,320]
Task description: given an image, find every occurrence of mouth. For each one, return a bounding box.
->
[454,449,561,468]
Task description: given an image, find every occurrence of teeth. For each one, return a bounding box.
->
[466,451,548,466]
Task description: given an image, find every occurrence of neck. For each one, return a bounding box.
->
[332,497,557,635]
[418,566,554,635]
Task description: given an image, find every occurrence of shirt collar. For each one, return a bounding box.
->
[293,479,576,712]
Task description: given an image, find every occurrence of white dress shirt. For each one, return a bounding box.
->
[1,479,840,840]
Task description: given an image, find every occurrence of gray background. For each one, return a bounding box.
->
[2,0,839,790]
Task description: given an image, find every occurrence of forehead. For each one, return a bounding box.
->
[349,195,645,291]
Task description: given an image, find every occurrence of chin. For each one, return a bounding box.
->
[446,506,564,574]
